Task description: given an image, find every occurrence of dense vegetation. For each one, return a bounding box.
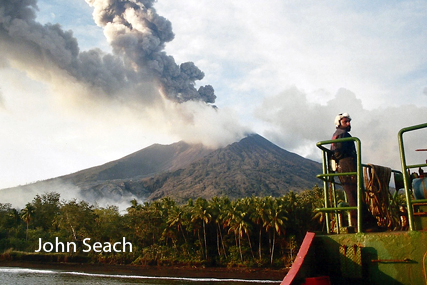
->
[0,187,326,268]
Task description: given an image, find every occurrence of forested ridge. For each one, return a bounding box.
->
[0,187,325,268]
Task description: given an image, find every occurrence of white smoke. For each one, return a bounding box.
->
[0,179,141,213]
[0,180,80,210]
[161,100,250,148]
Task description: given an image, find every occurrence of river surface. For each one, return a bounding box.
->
[0,267,282,285]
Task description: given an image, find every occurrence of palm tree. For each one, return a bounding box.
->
[225,200,255,262]
[167,206,187,245]
[208,196,230,258]
[225,202,243,261]
[127,199,142,213]
[264,198,288,264]
[20,203,35,241]
[160,197,176,216]
[251,196,269,260]
[191,198,211,260]
[300,187,328,232]
[239,198,256,260]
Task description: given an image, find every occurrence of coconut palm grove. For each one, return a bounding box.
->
[0,187,326,268]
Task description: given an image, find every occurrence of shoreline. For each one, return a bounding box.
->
[0,261,287,281]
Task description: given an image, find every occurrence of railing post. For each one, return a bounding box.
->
[321,149,331,233]
[353,138,363,233]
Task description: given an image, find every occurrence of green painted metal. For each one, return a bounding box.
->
[313,231,427,284]
[339,243,362,279]
[398,122,427,231]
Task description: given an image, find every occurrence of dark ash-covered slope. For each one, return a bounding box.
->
[60,141,214,184]
[142,134,322,202]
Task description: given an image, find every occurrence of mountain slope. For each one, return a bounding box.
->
[141,134,322,201]
[60,141,214,184]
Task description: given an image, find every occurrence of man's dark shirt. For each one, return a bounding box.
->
[331,128,357,161]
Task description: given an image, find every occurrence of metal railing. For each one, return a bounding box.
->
[398,123,427,231]
[316,137,403,234]
[316,137,363,233]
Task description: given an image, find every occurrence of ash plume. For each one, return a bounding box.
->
[0,0,216,104]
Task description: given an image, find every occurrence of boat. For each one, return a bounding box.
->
[281,122,427,285]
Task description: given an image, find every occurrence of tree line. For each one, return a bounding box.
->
[0,186,325,267]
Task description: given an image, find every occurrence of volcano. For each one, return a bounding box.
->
[0,134,322,206]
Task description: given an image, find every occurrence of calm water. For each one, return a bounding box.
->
[0,267,281,285]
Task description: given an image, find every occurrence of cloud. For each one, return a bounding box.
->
[157,0,427,110]
[255,87,427,171]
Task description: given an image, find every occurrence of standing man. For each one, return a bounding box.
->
[331,113,380,231]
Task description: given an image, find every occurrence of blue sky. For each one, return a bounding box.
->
[0,0,426,194]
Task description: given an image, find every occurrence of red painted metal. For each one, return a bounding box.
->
[304,276,331,285]
[280,232,316,285]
